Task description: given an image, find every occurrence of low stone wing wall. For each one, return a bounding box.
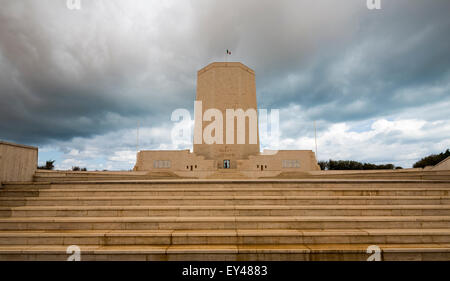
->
[433,156,450,171]
[0,141,38,185]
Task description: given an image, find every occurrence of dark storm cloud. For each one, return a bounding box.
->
[0,0,198,144]
[255,0,450,123]
[0,0,449,147]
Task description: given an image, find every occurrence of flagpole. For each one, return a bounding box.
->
[314,121,318,160]
[226,49,231,63]
[136,120,140,153]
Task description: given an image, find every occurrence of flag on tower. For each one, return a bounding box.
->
[226,49,231,55]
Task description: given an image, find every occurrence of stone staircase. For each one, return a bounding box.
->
[206,169,249,179]
[0,175,450,260]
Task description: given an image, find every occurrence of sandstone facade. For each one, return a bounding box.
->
[134,62,320,177]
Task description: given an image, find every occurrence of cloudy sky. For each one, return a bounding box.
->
[1,0,449,170]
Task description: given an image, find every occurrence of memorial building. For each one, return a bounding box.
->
[134,62,320,178]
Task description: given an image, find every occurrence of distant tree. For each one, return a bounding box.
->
[38,160,55,170]
[323,159,396,170]
[413,149,450,168]
[395,166,403,169]
[71,167,87,171]
[318,161,328,170]
[328,160,361,170]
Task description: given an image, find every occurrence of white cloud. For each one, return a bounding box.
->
[288,119,449,167]
[108,150,137,164]
[47,103,450,170]
[258,103,450,168]
[51,121,193,170]
[4,1,449,170]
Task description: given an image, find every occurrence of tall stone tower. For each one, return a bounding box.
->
[135,61,320,174]
[193,62,260,168]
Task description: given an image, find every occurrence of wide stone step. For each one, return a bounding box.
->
[308,175,450,180]
[7,179,450,187]
[2,187,450,197]
[32,172,181,182]
[34,177,179,182]
[6,179,450,189]
[1,205,450,217]
[0,243,449,261]
[0,196,448,206]
[0,229,449,245]
[0,216,449,230]
[276,171,450,181]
